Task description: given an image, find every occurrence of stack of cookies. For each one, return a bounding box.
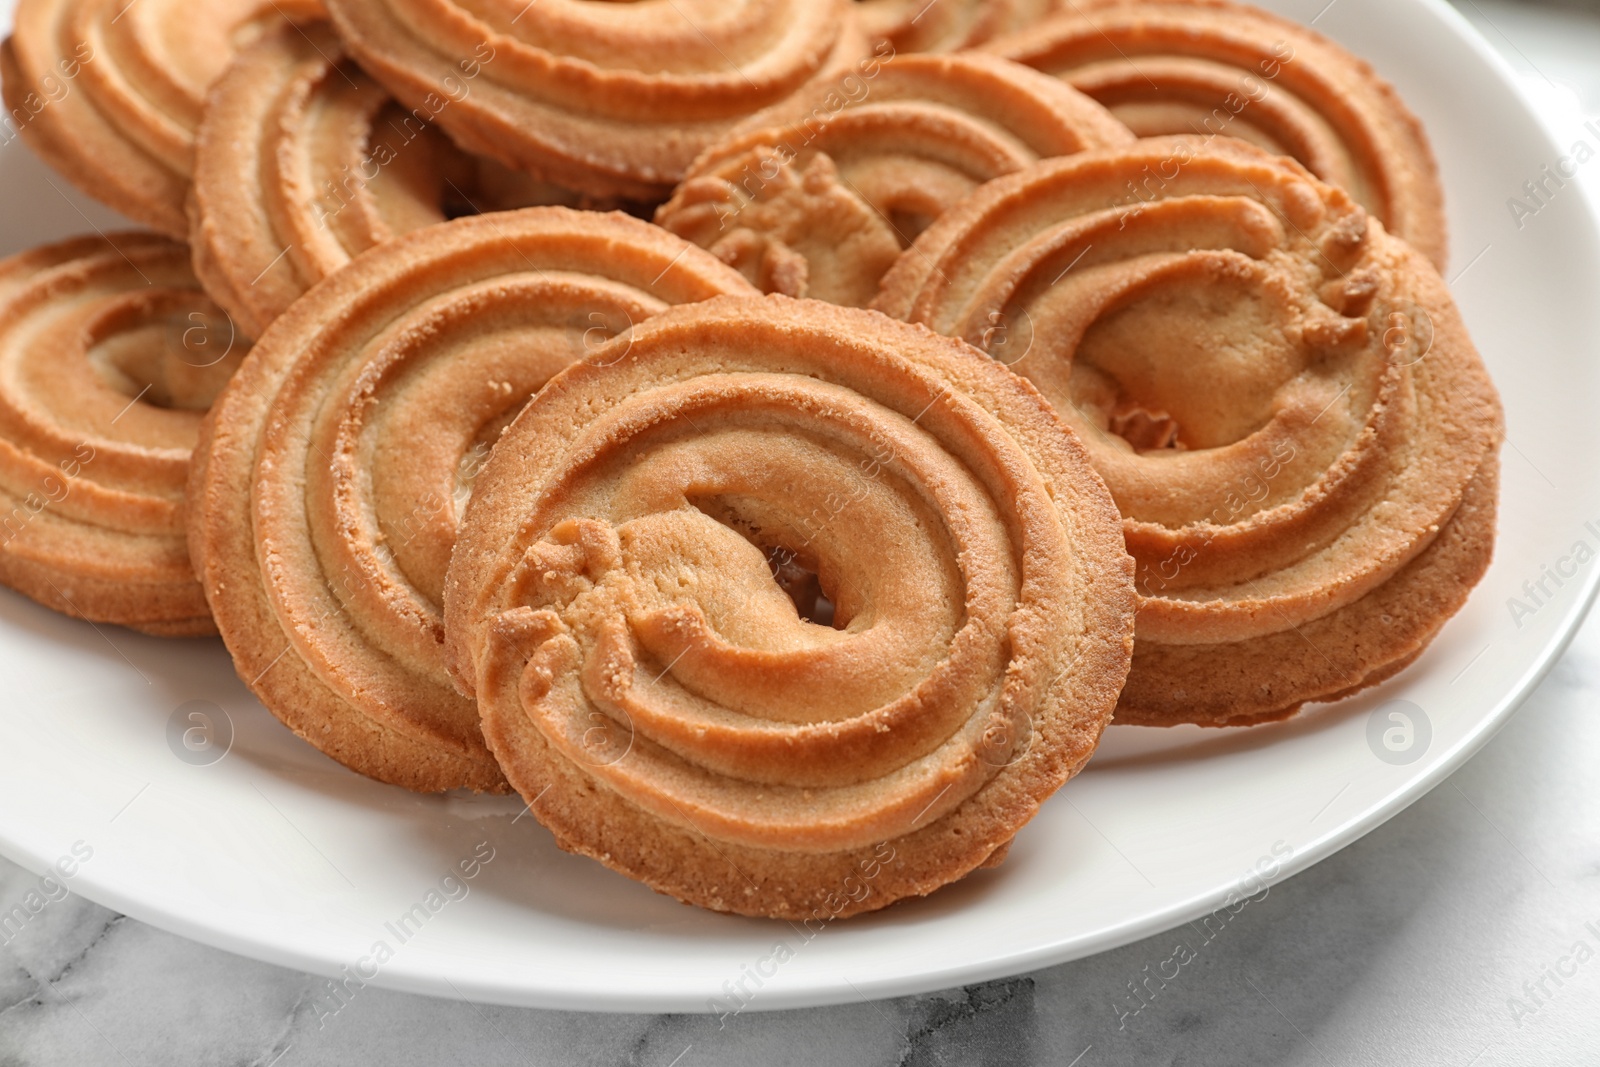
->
[0,0,1501,919]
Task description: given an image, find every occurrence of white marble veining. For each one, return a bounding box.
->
[1,2,1599,1064]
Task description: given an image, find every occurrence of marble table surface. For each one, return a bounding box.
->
[4,2,1600,1064]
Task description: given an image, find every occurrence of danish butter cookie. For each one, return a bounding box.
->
[1,0,321,236]
[875,139,1500,724]
[323,0,867,201]
[987,0,1448,268]
[189,208,757,792]
[190,19,586,338]
[443,295,1135,917]
[656,52,1133,307]
[0,233,245,635]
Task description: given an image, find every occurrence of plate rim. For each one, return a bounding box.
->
[0,0,1597,1013]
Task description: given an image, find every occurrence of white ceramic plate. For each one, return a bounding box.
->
[1,0,1597,1014]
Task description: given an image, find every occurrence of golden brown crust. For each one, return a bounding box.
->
[1,0,322,237]
[189,18,589,339]
[1117,455,1499,726]
[655,51,1134,307]
[188,207,757,794]
[874,139,1501,725]
[854,0,1066,54]
[323,0,870,202]
[442,295,1135,918]
[985,0,1448,268]
[0,233,246,635]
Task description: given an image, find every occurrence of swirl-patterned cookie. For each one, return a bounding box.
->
[442,296,1135,918]
[190,19,587,339]
[986,0,1448,268]
[189,208,757,793]
[655,52,1133,307]
[322,0,866,203]
[0,233,244,635]
[875,139,1501,726]
[855,0,1065,54]
[1,0,322,237]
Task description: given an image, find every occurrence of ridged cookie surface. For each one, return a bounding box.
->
[855,0,1066,54]
[189,207,756,792]
[324,0,868,201]
[443,295,1135,917]
[987,0,1448,268]
[190,18,585,339]
[0,233,244,635]
[1,0,321,235]
[876,139,1500,725]
[657,52,1133,307]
